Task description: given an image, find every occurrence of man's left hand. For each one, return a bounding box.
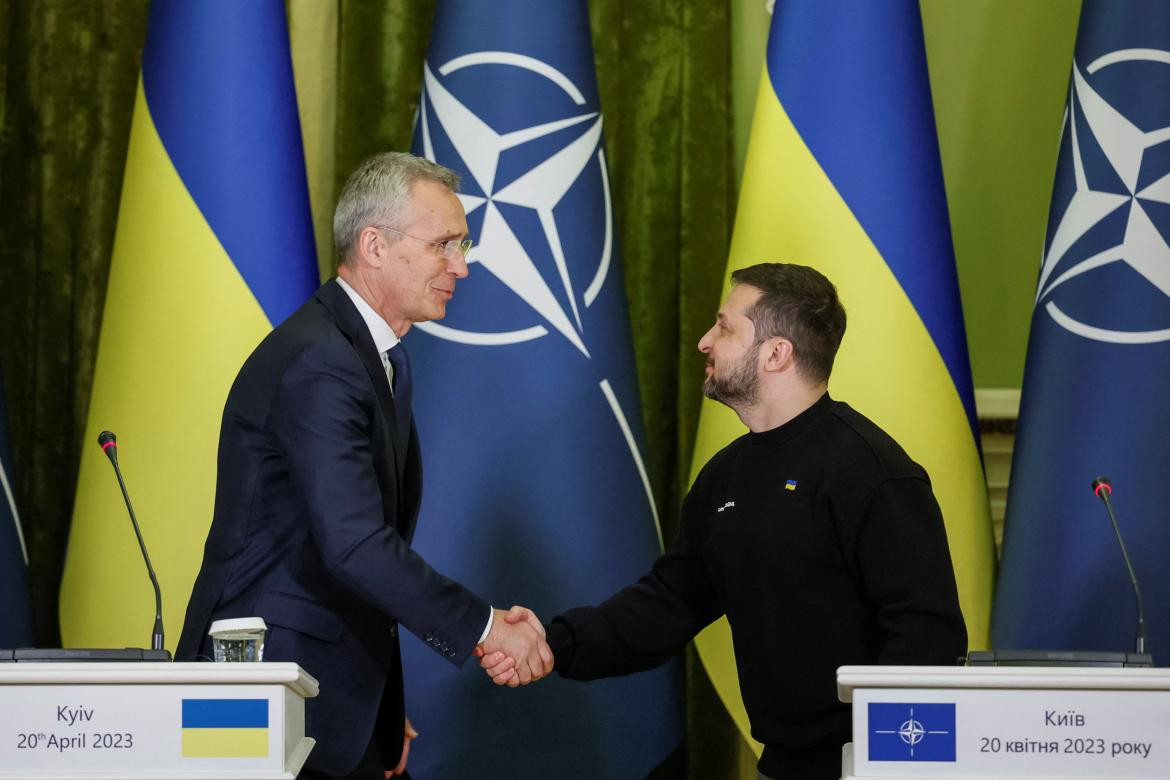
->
[386,718,418,778]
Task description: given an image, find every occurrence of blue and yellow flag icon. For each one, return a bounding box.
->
[59,0,319,650]
[181,699,269,758]
[691,0,995,752]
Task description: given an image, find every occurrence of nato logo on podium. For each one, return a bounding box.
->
[869,702,957,762]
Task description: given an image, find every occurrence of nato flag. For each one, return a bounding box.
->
[400,1,682,777]
[0,376,33,648]
[994,0,1170,663]
[868,703,956,762]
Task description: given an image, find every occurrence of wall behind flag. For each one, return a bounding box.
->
[922,0,1082,390]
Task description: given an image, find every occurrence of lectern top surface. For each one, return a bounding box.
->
[837,665,1170,702]
[0,661,319,698]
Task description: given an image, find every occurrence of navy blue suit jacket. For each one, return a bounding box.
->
[177,280,489,775]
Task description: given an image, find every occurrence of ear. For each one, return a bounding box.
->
[761,337,795,374]
[355,226,388,269]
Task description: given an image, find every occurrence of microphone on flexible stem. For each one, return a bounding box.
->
[98,431,165,652]
[1091,476,1147,656]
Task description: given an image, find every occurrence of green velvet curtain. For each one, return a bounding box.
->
[0,0,151,650]
[0,1,741,776]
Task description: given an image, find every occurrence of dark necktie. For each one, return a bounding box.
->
[385,343,413,443]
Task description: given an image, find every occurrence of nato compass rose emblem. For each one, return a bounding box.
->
[869,702,956,762]
[894,717,926,748]
[413,51,613,358]
[412,50,661,543]
[1036,49,1170,344]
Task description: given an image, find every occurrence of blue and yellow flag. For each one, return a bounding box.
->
[994,0,1170,662]
[0,375,33,648]
[401,1,681,777]
[691,0,996,751]
[181,699,269,758]
[60,0,318,650]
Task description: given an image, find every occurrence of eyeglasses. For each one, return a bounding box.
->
[373,225,473,259]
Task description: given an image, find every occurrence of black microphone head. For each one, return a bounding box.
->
[97,430,118,463]
[1092,476,1112,498]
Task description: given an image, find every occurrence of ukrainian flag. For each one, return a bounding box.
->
[181,699,269,758]
[59,0,319,650]
[690,1,995,751]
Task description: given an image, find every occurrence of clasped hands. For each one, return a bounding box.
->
[474,606,552,688]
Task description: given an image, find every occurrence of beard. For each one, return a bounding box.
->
[703,350,760,409]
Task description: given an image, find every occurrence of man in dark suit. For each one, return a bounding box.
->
[177,152,551,779]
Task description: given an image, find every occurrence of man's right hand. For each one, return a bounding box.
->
[477,606,553,687]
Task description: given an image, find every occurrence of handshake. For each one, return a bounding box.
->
[474,606,553,688]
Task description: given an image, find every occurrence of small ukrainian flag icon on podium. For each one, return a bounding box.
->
[181,698,269,758]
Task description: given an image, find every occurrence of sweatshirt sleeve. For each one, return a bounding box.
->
[847,476,968,665]
[548,479,724,680]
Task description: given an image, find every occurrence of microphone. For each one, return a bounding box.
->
[1091,476,1147,656]
[98,431,165,652]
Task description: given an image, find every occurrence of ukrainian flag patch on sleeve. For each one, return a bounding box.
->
[785,479,798,491]
[181,698,269,758]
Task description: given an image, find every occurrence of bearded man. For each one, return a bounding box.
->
[482,263,967,780]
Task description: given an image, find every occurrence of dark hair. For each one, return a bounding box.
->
[730,263,847,383]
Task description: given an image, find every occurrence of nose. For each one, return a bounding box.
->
[698,326,715,354]
[448,250,470,279]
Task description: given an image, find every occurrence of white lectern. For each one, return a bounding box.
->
[0,662,318,779]
[837,665,1170,779]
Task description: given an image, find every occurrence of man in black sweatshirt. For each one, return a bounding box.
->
[480,263,967,779]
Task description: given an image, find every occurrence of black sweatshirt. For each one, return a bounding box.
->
[548,393,967,779]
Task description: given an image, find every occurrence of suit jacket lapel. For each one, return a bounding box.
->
[402,423,422,543]
[314,281,407,522]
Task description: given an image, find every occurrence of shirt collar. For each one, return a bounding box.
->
[334,277,400,355]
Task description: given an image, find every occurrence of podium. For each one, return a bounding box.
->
[0,662,318,779]
[837,665,1170,779]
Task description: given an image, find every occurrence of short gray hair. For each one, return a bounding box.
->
[333,152,461,264]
